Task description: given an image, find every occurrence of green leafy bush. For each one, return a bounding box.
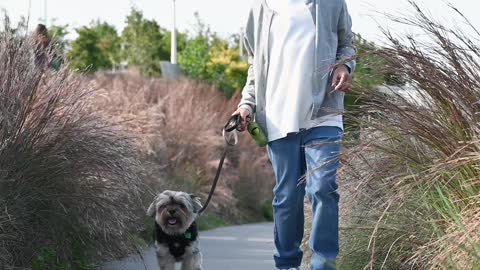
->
[207,46,248,97]
[178,34,212,81]
[121,8,173,76]
[196,214,229,231]
[67,21,120,73]
[178,13,248,97]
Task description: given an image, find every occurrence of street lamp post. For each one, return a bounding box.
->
[239,28,245,61]
[160,0,180,79]
[44,0,47,27]
[171,0,177,64]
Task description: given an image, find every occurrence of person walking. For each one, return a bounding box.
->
[32,24,62,71]
[232,0,356,269]
[33,24,51,68]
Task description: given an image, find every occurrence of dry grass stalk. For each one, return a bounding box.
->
[88,72,274,221]
[334,1,480,269]
[0,20,143,268]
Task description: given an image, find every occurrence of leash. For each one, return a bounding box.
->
[198,115,241,215]
[137,116,241,269]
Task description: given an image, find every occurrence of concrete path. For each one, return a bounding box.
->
[100,223,275,270]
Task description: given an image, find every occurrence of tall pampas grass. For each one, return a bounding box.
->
[334,1,480,269]
[88,72,273,221]
[0,18,143,268]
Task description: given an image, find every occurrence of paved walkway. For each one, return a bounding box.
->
[100,223,275,270]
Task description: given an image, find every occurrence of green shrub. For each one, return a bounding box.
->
[31,247,93,270]
[261,200,274,221]
[178,13,248,97]
[196,214,229,231]
[121,8,171,76]
[68,21,121,73]
[207,46,248,97]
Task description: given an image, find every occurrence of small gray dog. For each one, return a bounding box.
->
[147,190,203,270]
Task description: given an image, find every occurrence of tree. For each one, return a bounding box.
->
[207,47,247,97]
[67,21,120,73]
[160,30,188,59]
[178,13,222,81]
[48,21,69,54]
[178,13,248,96]
[178,34,211,81]
[94,22,121,67]
[121,8,168,76]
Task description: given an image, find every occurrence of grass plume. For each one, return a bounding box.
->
[334,1,480,269]
[0,18,143,268]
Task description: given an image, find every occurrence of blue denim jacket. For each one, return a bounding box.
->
[238,0,356,137]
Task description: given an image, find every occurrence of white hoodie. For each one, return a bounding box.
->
[264,0,343,142]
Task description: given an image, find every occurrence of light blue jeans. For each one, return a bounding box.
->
[267,126,342,270]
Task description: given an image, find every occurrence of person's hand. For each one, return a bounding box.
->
[231,107,251,132]
[332,65,352,92]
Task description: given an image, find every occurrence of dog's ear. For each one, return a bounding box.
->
[190,194,203,214]
[146,198,157,217]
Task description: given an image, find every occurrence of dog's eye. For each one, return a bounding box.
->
[180,204,187,209]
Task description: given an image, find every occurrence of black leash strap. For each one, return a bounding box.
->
[198,115,240,215]
[198,147,227,215]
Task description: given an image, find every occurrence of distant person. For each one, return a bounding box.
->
[232,0,356,269]
[33,24,61,71]
[33,24,50,67]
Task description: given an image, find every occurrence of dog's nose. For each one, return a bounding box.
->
[168,209,176,215]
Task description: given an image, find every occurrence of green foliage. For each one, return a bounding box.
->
[121,8,169,76]
[94,21,122,65]
[161,30,188,58]
[61,10,249,93]
[352,35,386,89]
[48,21,69,54]
[261,200,274,221]
[178,13,214,81]
[178,13,248,97]
[344,35,388,138]
[345,35,386,109]
[345,34,405,109]
[196,214,229,231]
[207,46,248,97]
[31,247,92,270]
[233,163,274,222]
[67,21,120,73]
[32,248,65,270]
[178,34,211,81]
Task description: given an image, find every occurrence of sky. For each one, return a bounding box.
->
[1,0,479,43]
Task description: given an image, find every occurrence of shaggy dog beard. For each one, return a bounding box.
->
[147,190,202,235]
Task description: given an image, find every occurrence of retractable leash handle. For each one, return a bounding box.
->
[224,114,242,132]
[226,114,268,147]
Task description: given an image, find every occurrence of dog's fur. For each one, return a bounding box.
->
[147,190,203,270]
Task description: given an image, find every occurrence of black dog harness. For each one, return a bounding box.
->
[154,221,199,260]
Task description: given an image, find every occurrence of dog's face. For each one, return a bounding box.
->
[147,190,202,235]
